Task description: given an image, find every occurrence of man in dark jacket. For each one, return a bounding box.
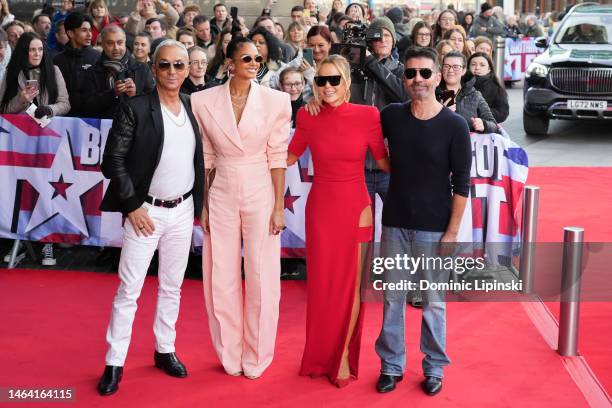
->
[353,17,408,217]
[97,40,204,396]
[470,3,506,41]
[53,12,101,117]
[81,25,155,119]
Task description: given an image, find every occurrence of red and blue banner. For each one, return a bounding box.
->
[0,115,528,262]
[504,37,545,81]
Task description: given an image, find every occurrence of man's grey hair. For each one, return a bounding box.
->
[100,24,125,41]
[152,39,189,65]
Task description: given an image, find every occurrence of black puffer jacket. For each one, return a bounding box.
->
[53,46,101,116]
[472,72,509,123]
[439,76,498,134]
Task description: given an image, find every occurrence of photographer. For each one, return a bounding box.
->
[354,17,407,228]
[350,17,408,119]
[81,25,155,119]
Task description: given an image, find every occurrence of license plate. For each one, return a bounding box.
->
[567,100,607,110]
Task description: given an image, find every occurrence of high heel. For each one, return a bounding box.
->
[332,374,355,388]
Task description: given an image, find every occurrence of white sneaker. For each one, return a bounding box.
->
[41,244,57,266]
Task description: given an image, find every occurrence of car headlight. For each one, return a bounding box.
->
[526,62,549,78]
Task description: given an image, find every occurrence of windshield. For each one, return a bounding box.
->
[555,14,612,44]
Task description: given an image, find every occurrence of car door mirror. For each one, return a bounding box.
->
[535,37,548,48]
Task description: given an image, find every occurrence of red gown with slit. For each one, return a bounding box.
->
[288,102,387,383]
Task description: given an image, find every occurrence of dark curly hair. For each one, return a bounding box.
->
[248,26,282,63]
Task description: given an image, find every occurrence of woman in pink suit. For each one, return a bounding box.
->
[191,36,291,379]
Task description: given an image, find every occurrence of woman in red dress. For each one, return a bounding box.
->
[287,55,389,387]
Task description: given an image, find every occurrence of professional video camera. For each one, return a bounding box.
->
[331,22,383,79]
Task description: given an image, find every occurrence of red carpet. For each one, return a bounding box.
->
[0,269,591,407]
[528,167,612,401]
[1,167,611,407]
[526,167,612,242]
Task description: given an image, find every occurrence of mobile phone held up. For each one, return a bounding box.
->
[303,48,314,66]
[25,79,39,91]
[230,6,238,21]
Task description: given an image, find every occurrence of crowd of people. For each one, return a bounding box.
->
[1,0,556,399]
[0,0,541,267]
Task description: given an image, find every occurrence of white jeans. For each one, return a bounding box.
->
[105,196,194,366]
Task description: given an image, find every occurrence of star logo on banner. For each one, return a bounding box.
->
[49,175,73,199]
[283,157,312,241]
[284,187,300,214]
[15,131,104,237]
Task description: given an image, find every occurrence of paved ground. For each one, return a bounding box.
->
[504,80,612,167]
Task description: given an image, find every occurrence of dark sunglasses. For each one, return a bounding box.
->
[314,75,342,87]
[157,61,187,71]
[241,54,264,63]
[404,68,433,80]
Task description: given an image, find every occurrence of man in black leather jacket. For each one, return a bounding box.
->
[81,25,155,119]
[96,40,204,396]
[53,12,100,117]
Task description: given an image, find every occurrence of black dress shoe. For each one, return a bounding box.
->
[376,374,403,393]
[154,351,187,378]
[97,366,123,396]
[421,376,443,396]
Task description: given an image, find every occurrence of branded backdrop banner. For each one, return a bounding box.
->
[0,115,528,262]
[504,37,544,81]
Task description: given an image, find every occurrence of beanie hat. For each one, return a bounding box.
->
[386,7,404,24]
[481,2,493,13]
[369,16,396,44]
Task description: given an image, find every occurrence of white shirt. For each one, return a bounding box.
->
[148,103,196,200]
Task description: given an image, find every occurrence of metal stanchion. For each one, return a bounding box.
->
[519,186,539,294]
[494,36,506,85]
[558,227,584,357]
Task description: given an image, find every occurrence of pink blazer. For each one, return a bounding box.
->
[190,81,292,170]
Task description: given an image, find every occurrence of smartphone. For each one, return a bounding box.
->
[303,9,310,18]
[230,6,238,20]
[25,79,39,91]
[303,48,314,66]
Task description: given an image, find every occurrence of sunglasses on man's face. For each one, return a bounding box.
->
[404,68,433,80]
[314,75,342,87]
[240,54,264,63]
[157,61,187,71]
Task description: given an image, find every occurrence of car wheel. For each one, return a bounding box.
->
[523,110,549,136]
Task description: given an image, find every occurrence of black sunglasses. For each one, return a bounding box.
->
[404,68,433,80]
[241,54,264,63]
[314,75,342,87]
[157,61,187,71]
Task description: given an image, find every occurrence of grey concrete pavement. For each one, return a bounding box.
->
[504,81,612,167]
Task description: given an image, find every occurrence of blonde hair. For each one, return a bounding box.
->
[313,54,351,105]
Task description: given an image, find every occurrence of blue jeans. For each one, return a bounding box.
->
[375,227,451,379]
[365,169,389,204]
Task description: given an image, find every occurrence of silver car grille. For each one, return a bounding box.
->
[549,67,612,95]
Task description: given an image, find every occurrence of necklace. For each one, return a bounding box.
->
[161,103,187,127]
[230,91,248,111]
